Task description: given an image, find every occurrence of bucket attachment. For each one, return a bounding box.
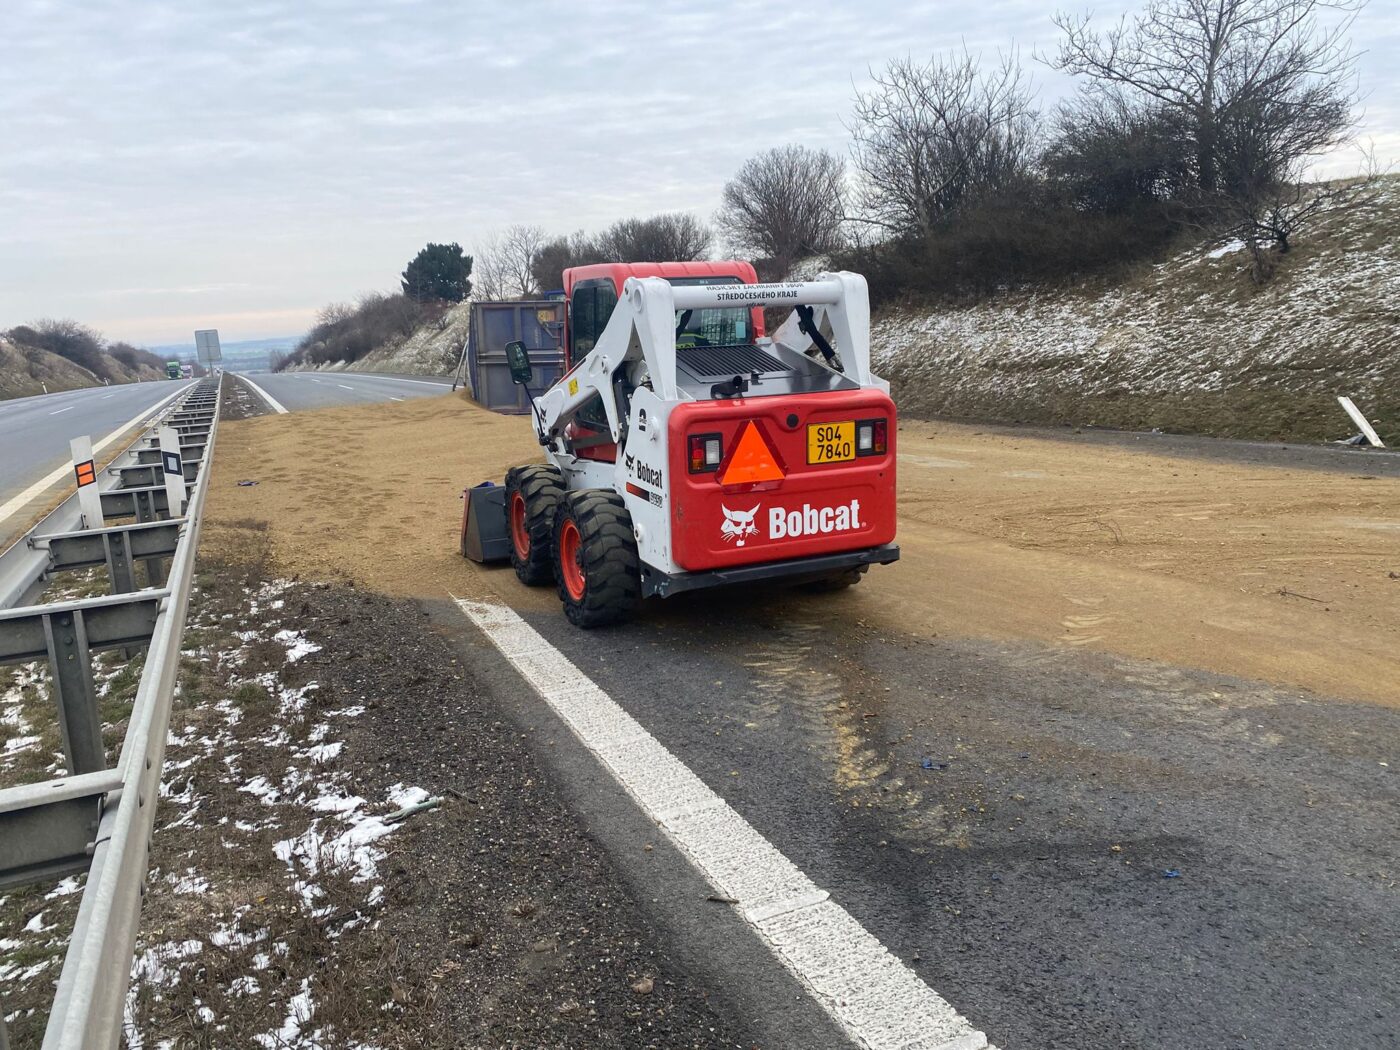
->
[460,482,511,563]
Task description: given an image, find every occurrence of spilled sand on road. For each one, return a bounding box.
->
[206,393,1400,707]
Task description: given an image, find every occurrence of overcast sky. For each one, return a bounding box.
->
[2,0,1395,346]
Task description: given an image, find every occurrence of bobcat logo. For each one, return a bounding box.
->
[720,504,760,546]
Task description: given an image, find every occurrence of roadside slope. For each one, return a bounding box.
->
[288,300,468,378]
[0,337,115,399]
[0,335,168,400]
[875,176,1400,443]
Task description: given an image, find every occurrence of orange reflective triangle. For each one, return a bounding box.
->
[719,421,785,485]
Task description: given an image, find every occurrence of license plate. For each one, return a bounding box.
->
[807,421,855,464]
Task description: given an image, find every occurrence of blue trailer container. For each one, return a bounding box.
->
[465,300,567,414]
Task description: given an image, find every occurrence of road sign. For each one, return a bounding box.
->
[194,329,222,365]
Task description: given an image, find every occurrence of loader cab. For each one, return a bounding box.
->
[561,261,765,369]
[559,261,765,464]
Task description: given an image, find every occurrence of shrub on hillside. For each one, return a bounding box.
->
[835,182,1180,306]
[279,293,437,369]
[107,342,166,373]
[7,319,115,381]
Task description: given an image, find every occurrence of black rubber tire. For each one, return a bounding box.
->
[505,465,564,586]
[799,566,867,593]
[552,490,642,628]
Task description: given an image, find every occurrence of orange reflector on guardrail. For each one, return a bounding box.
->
[74,460,96,486]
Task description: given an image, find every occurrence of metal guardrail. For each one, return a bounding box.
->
[0,377,220,1049]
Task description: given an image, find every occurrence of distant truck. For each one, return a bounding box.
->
[181,364,194,379]
[166,361,182,380]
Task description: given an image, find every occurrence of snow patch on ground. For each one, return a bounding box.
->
[44,876,82,900]
[274,630,320,663]
[273,784,429,909]
[1205,238,1246,259]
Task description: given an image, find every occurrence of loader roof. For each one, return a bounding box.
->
[562,260,758,296]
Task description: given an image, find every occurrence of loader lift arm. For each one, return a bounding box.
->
[529,273,883,458]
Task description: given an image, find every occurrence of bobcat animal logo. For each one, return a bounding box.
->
[720,504,760,546]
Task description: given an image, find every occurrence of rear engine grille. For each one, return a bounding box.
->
[677,343,788,378]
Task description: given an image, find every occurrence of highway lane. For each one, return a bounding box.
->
[0,379,194,510]
[235,371,454,413]
[438,587,1400,1050]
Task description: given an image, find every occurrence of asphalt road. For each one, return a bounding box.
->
[434,575,1399,1050]
[0,379,193,508]
[235,371,454,413]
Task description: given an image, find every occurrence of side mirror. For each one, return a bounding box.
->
[505,341,532,385]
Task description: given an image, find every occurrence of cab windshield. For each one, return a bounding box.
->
[668,276,754,346]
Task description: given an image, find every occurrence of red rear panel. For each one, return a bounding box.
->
[668,391,897,571]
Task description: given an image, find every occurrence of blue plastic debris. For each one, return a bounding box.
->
[1163,869,1181,879]
[920,758,948,771]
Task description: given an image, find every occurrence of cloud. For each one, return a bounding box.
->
[0,0,1395,343]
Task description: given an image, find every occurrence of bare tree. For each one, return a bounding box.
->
[1045,93,1195,212]
[474,224,548,300]
[531,231,602,293]
[849,50,1039,237]
[716,146,847,274]
[525,215,712,291]
[595,212,712,262]
[1051,0,1371,277]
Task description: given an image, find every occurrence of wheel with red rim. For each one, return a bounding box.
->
[551,490,641,628]
[509,492,530,559]
[557,517,587,601]
[504,465,563,586]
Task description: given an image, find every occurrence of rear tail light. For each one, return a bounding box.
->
[689,433,722,473]
[857,418,888,456]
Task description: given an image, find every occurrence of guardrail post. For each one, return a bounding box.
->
[105,531,139,660]
[130,489,167,586]
[43,609,105,775]
[103,533,136,594]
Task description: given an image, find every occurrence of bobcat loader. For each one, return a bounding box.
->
[462,269,898,627]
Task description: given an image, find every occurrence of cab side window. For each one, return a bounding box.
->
[569,280,618,359]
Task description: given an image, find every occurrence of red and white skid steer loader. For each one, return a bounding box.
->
[462,266,899,627]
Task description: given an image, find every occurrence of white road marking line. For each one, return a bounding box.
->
[0,382,191,527]
[48,406,74,415]
[308,378,323,384]
[337,383,354,390]
[453,597,995,1050]
[100,394,115,400]
[235,374,288,415]
[342,373,451,387]
[389,396,405,402]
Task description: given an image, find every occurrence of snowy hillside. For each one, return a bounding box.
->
[874,177,1399,442]
[291,300,467,378]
